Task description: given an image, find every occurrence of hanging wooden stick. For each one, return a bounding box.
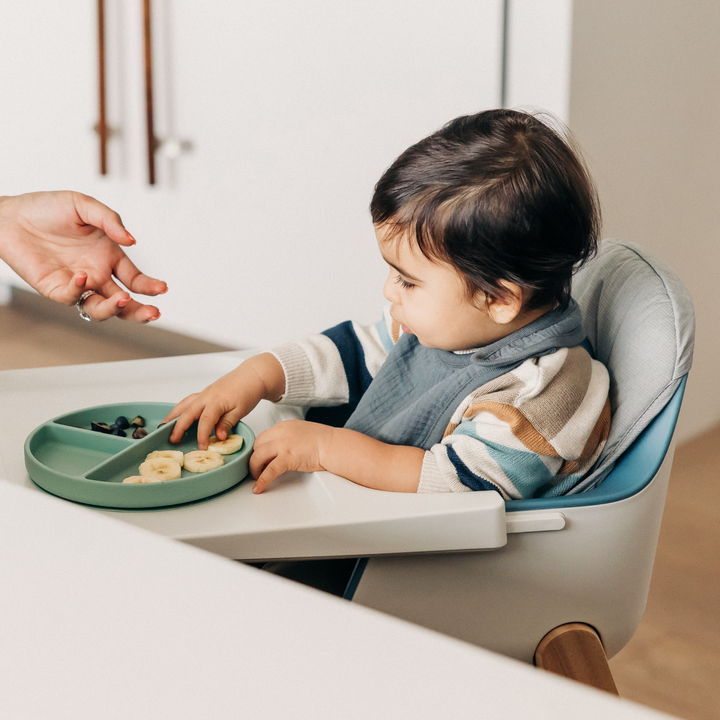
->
[143,0,156,185]
[97,0,108,175]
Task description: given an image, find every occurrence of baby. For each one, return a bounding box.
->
[166,109,610,498]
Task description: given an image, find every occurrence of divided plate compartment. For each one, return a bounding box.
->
[24,403,255,509]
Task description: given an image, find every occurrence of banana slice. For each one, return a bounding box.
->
[184,450,224,473]
[122,475,146,484]
[139,457,183,482]
[207,434,244,455]
[146,449,185,467]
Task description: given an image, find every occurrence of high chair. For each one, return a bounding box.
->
[339,239,695,692]
[227,238,692,693]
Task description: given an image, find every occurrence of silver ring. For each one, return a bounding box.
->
[76,289,97,322]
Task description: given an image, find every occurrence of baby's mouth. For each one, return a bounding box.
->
[390,308,413,336]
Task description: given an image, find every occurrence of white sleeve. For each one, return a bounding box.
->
[270,308,398,406]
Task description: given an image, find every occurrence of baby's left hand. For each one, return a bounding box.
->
[250,420,333,494]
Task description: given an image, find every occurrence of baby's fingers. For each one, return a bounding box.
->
[252,457,286,494]
[212,408,246,444]
[249,440,281,493]
[168,403,202,443]
[197,406,230,449]
[163,394,198,425]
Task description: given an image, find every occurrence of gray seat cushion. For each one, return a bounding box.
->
[570,239,695,492]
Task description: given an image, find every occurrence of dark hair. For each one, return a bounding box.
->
[370,109,601,311]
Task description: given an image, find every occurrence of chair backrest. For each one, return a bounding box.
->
[350,242,695,663]
[571,239,695,492]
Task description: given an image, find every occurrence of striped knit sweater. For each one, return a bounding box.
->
[270,306,611,499]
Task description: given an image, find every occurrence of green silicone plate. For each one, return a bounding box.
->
[24,402,255,509]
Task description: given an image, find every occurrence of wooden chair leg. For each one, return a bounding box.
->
[534,623,619,695]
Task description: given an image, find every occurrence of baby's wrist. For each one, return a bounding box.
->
[316,425,338,472]
[238,353,285,404]
[255,352,286,402]
[313,423,342,474]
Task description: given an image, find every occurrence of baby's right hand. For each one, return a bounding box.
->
[163,353,286,449]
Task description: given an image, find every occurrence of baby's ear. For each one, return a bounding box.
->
[486,281,524,324]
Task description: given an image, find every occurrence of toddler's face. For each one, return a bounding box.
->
[376,225,513,351]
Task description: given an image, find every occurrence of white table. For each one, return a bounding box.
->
[0,354,679,719]
[0,480,674,719]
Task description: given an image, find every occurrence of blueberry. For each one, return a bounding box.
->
[115,416,130,429]
[91,421,112,434]
[130,416,146,428]
[110,426,127,437]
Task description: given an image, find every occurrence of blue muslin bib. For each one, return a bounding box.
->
[344,300,586,450]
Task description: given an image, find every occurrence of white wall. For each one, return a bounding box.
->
[506,0,574,122]
[0,1,504,349]
[1,2,583,352]
[568,0,720,441]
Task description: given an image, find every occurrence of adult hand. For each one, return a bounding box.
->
[0,191,167,322]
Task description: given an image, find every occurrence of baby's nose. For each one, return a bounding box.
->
[383,275,399,303]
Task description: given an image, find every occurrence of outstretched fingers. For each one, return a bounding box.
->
[74,288,132,321]
[113,254,168,297]
[91,272,161,322]
[67,275,157,323]
[117,299,161,323]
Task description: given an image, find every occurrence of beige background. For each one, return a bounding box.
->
[568,0,720,441]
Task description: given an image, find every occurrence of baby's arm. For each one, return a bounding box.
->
[249,420,424,494]
[164,352,285,448]
[270,311,396,409]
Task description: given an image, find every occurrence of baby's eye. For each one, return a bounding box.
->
[395,275,416,290]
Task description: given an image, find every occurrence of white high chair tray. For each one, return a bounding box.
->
[0,351,507,560]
